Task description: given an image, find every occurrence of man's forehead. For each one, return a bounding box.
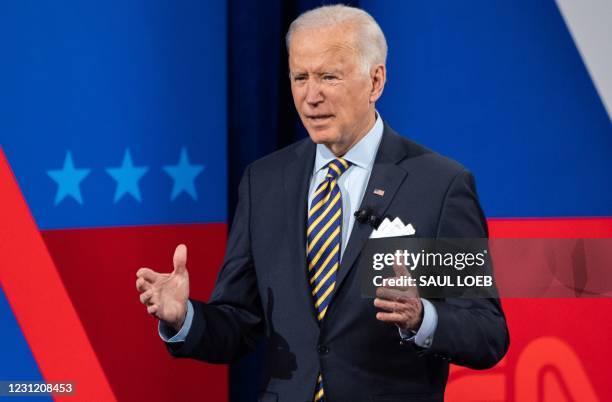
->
[289,30,360,71]
[290,23,359,53]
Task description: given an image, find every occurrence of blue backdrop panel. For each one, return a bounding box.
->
[0,0,227,229]
[362,0,612,218]
[0,287,52,401]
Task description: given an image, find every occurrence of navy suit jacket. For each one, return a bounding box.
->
[166,124,509,402]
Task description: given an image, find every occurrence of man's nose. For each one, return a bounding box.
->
[305,81,324,105]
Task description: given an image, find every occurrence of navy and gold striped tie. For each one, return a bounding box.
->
[307,157,351,402]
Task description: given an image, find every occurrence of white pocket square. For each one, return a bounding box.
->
[369,217,415,239]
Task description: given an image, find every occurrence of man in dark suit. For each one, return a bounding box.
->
[136,5,508,401]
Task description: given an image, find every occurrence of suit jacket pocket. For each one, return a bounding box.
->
[258,391,279,402]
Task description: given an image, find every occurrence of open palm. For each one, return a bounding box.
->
[136,244,190,330]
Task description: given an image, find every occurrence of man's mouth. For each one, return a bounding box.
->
[306,114,334,121]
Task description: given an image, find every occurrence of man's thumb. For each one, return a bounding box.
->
[173,244,188,274]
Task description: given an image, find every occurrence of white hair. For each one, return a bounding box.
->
[286,4,388,74]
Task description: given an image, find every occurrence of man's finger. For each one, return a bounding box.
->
[136,277,152,292]
[140,289,154,305]
[392,262,410,278]
[148,292,159,307]
[376,287,406,300]
[375,280,419,298]
[147,304,158,315]
[136,267,162,283]
[379,286,419,301]
[375,311,404,323]
[373,297,404,312]
[173,244,188,274]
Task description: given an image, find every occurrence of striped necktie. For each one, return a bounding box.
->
[307,157,351,402]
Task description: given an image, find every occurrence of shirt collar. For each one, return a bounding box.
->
[313,111,384,174]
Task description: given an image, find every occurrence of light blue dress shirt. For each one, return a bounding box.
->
[160,112,437,348]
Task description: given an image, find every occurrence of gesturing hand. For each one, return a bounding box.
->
[136,244,190,331]
[374,263,423,331]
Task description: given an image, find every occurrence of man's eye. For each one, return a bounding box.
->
[294,76,307,82]
[323,75,337,81]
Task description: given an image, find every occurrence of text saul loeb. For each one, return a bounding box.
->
[372,274,493,288]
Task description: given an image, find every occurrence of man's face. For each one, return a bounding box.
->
[289,23,383,155]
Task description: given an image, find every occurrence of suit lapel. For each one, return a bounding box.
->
[282,139,318,322]
[330,126,410,308]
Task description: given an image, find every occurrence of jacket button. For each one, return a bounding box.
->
[317,345,329,355]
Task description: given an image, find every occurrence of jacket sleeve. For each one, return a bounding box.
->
[426,170,510,369]
[165,164,264,363]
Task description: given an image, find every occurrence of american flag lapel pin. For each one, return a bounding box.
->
[373,188,385,197]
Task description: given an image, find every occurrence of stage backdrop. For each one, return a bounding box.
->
[1,1,611,402]
[362,1,612,401]
[0,1,227,401]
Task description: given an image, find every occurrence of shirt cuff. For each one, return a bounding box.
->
[158,300,194,343]
[398,298,437,348]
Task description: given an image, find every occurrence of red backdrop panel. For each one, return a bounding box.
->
[446,218,612,401]
[42,224,228,402]
[37,217,612,401]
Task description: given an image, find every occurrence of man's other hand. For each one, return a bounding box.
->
[136,244,190,331]
[374,263,423,331]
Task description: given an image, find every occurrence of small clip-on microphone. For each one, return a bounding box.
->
[354,207,382,229]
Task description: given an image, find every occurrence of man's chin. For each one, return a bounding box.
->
[306,128,340,145]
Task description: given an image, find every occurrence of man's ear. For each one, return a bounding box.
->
[369,64,386,103]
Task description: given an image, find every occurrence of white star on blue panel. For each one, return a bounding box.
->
[47,151,91,205]
[106,149,149,203]
[163,147,205,201]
